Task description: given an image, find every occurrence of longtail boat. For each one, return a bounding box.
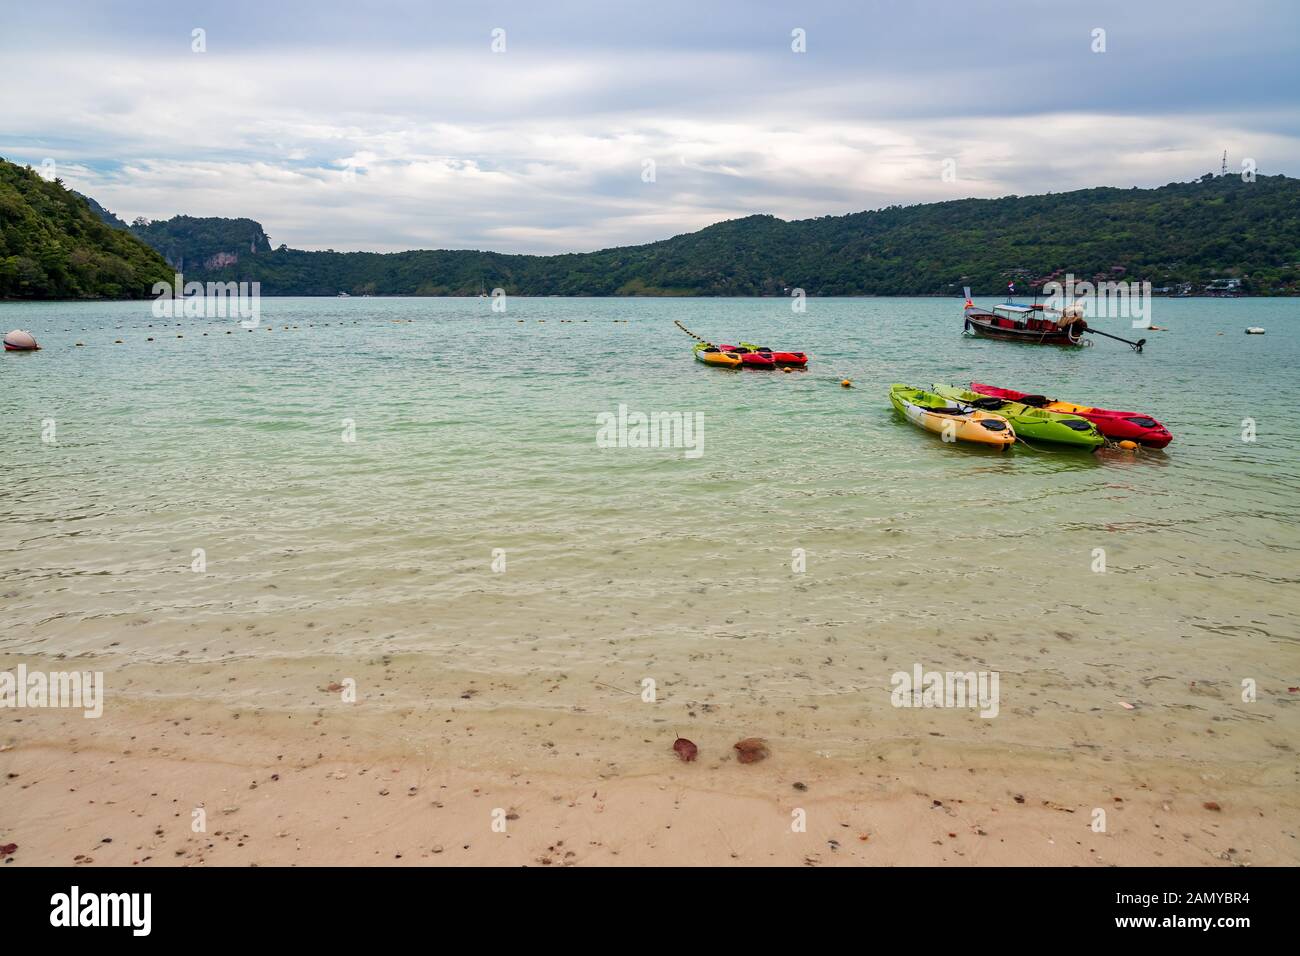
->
[962,288,1087,347]
[961,286,1147,351]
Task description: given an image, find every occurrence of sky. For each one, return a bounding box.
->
[2,0,1298,254]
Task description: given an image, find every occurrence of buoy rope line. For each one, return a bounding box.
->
[676,321,817,375]
[11,320,1143,453]
[673,319,713,348]
[3,321,382,348]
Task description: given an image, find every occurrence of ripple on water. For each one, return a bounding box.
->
[1,297,1297,767]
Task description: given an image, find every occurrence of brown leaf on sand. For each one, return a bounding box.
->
[323,682,343,693]
[1202,801,1222,812]
[734,737,769,764]
[672,738,698,762]
[0,843,17,858]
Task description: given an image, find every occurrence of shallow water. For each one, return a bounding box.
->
[1,297,1296,775]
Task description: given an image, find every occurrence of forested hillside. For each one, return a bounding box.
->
[7,155,1299,298]
[0,158,172,299]
[129,216,273,272]
[163,174,1300,296]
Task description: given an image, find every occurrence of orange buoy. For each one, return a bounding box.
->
[841,379,852,388]
[1118,440,1138,450]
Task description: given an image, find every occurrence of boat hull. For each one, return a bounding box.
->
[969,383,1173,447]
[963,309,1085,347]
[694,345,742,368]
[932,384,1104,448]
[719,345,776,368]
[738,342,808,367]
[889,384,1015,448]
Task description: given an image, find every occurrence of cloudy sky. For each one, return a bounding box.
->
[2,0,1297,254]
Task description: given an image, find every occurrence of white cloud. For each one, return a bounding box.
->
[2,42,1296,254]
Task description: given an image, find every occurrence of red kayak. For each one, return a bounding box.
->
[970,383,1173,447]
[739,342,808,367]
[719,345,776,368]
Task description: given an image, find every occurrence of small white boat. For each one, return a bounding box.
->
[1245,327,1265,334]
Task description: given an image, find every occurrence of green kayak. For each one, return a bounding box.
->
[931,383,1105,447]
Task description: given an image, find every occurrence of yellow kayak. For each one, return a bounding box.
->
[694,343,742,368]
[889,384,1015,449]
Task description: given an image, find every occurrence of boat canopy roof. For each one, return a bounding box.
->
[994,303,1036,314]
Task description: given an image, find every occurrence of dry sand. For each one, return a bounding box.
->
[2,689,1295,867]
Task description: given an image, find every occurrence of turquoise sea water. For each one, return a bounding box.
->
[1,297,1296,775]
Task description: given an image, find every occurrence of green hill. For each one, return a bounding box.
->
[76,191,129,230]
[6,152,1300,298]
[163,174,1300,297]
[129,216,273,272]
[0,158,172,299]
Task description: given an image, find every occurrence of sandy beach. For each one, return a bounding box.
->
[4,0,1300,902]
[3,653,1296,867]
[4,298,1298,870]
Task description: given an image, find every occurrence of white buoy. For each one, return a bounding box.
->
[3,329,40,351]
[1245,327,1266,334]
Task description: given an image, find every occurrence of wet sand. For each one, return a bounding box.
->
[2,671,1296,867]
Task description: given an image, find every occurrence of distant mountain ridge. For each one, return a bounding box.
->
[7,155,1300,298]
[76,197,273,273]
[129,174,1300,297]
[126,216,273,273]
